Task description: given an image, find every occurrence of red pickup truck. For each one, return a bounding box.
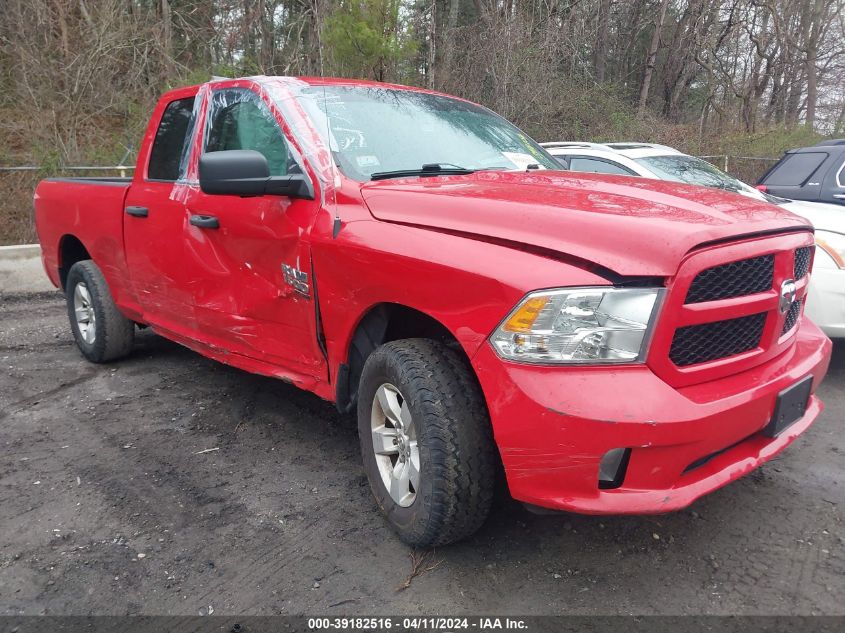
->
[34,77,832,547]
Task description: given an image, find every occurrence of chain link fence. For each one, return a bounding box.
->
[0,166,134,246]
[697,155,779,185]
[0,156,780,246]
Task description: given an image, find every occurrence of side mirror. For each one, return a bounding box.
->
[198,149,314,199]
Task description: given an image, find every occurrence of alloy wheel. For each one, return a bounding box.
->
[73,282,96,344]
[370,383,420,507]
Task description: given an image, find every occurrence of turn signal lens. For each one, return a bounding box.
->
[491,287,664,364]
[503,296,550,332]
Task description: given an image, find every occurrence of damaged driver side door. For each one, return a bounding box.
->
[183,84,327,384]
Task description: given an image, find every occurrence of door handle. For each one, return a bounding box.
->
[833,194,845,200]
[125,206,149,218]
[189,214,220,229]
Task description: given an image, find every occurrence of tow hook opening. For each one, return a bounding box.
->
[598,447,631,489]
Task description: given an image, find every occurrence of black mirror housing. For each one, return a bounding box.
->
[199,150,269,195]
[198,150,314,199]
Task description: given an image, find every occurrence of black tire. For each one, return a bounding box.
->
[357,339,496,547]
[65,260,134,363]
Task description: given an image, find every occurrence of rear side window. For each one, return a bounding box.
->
[205,89,292,176]
[569,156,635,176]
[148,97,196,181]
[764,152,827,186]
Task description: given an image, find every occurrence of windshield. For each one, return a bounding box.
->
[635,155,759,194]
[293,86,559,181]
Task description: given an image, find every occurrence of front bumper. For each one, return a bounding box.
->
[471,319,832,514]
[805,267,845,338]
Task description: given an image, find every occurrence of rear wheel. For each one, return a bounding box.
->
[357,339,496,547]
[65,260,134,363]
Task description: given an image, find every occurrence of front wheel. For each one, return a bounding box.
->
[357,339,496,547]
[65,260,135,363]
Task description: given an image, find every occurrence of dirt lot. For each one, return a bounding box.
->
[1,291,843,616]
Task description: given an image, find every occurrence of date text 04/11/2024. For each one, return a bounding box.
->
[306,617,528,630]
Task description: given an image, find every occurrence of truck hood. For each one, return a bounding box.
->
[359,170,812,277]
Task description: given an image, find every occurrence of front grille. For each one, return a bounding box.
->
[655,236,813,383]
[670,313,767,366]
[781,299,802,335]
[685,255,774,304]
[794,247,812,279]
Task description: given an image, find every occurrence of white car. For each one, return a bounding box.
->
[542,142,845,338]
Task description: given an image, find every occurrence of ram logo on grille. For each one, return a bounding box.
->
[779,279,797,314]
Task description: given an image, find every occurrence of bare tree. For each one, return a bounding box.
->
[638,0,670,116]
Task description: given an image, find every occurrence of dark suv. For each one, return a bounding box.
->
[758,140,845,206]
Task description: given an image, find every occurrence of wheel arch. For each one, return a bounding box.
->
[335,302,472,414]
[57,234,91,290]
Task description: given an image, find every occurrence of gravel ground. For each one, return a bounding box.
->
[1,291,843,616]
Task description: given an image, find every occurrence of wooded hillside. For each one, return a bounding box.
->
[1,0,844,243]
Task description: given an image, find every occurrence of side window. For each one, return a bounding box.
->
[205,89,293,176]
[569,156,635,176]
[554,156,570,169]
[148,97,195,181]
[836,158,845,188]
[764,152,828,186]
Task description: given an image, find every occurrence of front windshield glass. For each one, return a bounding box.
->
[293,85,559,181]
[636,155,756,194]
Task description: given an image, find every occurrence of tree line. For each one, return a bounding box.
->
[1,0,844,167]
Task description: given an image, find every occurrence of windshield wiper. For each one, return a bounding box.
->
[706,182,741,193]
[370,163,476,181]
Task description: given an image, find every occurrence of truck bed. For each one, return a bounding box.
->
[34,177,133,301]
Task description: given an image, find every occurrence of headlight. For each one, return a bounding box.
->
[816,230,845,269]
[491,287,664,364]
